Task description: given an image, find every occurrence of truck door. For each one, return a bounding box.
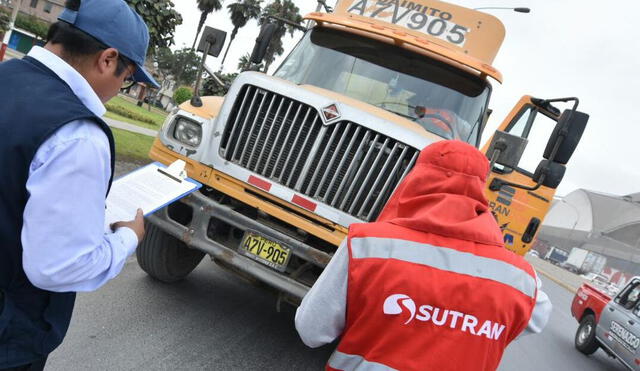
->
[599,279,640,368]
[482,96,575,256]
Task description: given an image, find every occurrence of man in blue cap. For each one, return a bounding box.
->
[0,1,159,369]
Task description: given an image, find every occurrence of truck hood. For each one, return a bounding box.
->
[299,83,444,144]
[175,72,463,227]
[234,72,442,151]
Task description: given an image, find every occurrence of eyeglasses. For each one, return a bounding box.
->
[121,72,136,90]
[119,54,137,90]
[121,78,136,90]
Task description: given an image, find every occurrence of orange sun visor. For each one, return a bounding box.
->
[306,0,505,82]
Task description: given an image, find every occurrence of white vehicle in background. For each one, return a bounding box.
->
[580,273,621,297]
[564,247,589,273]
[564,247,607,274]
[581,272,605,281]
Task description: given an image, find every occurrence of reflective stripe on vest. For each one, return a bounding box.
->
[350,237,536,299]
[329,350,397,371]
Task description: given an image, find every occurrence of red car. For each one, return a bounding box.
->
[572,278,640,370]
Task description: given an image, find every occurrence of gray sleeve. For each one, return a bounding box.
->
[295,239,348,348]
[518,273,552,338]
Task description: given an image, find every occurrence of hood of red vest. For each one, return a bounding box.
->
[377,140,504,246]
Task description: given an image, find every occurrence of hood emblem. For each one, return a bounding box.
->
[321,104,340,123]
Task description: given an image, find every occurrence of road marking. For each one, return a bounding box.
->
[536,267,578,293]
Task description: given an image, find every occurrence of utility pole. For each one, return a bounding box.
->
[1,0,23,61]
[306,1,331,28]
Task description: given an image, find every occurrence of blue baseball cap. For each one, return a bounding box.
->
[58,0,160,88]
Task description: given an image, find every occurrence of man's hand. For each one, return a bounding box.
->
[111,208,145,243]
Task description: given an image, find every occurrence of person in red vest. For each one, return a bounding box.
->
[295,140,551,371]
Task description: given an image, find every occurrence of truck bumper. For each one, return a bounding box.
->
[146,190,333,300]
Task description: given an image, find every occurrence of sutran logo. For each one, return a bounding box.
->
[381,294,507,340]
[383,294,416,324]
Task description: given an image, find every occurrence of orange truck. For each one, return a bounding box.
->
[136,0,588,302]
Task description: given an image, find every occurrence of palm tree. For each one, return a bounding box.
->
[238,52,264,71]
[238,53,252,71]
[220,0,262,68]
[192,0,223,50]
[258,0,302,72]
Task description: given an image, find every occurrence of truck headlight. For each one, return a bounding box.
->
[173,117,202,147]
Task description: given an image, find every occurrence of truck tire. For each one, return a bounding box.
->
[137,223,205,283]
[575,314,599,355]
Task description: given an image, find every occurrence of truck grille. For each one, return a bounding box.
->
[220,85,419,221]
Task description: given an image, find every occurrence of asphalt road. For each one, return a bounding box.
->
[46,257,625,370]
[498,275,623,371]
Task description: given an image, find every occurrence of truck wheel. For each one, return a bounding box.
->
[575,314,599,355]
[137,222,205,283]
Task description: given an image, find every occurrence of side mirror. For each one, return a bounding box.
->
[191,26,227,108]
[543,110,588,164]
[533,160,566,189]
[196,27,227,57]
[250,23,278,64]
[486,130,528,169]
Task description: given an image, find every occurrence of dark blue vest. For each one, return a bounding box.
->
[0,56,115,367]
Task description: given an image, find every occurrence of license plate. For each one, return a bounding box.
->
[240,232,291,272]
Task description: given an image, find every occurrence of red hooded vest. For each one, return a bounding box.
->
[327,140,537,371]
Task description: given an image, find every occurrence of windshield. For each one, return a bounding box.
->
[274,27,491,145]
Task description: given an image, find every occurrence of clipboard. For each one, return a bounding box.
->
[105,160,202,229]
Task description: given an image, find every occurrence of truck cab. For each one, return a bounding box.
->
[545,246,569,266]
[573,278,640,370]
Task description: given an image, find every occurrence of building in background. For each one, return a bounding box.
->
[3,0,64,24]
[536,190,640,286]
[1,0,63,56]
[1,0,166,109]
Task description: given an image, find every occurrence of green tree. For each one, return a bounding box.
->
[0,10,9,34]
[202,72,238,96]
[152,46,174,90]
[220,0,262,67]
[155,47,202,87]
[15,14,48,40]
[237,53,264,71]
[192,0,223,50]
[258,0,302,71]
[173,86,194,105]
[153,47,174,76]
[126,0,183,50]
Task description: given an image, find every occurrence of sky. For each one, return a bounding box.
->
[169,0,640,198]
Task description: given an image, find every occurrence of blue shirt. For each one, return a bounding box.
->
[20,46,138,293]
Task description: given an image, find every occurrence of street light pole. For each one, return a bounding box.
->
[473,7,530,13]
[1,0,22,61]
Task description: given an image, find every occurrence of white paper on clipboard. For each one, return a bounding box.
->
[104,160,201,230]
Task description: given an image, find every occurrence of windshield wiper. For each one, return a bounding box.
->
[371,103,416,121]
